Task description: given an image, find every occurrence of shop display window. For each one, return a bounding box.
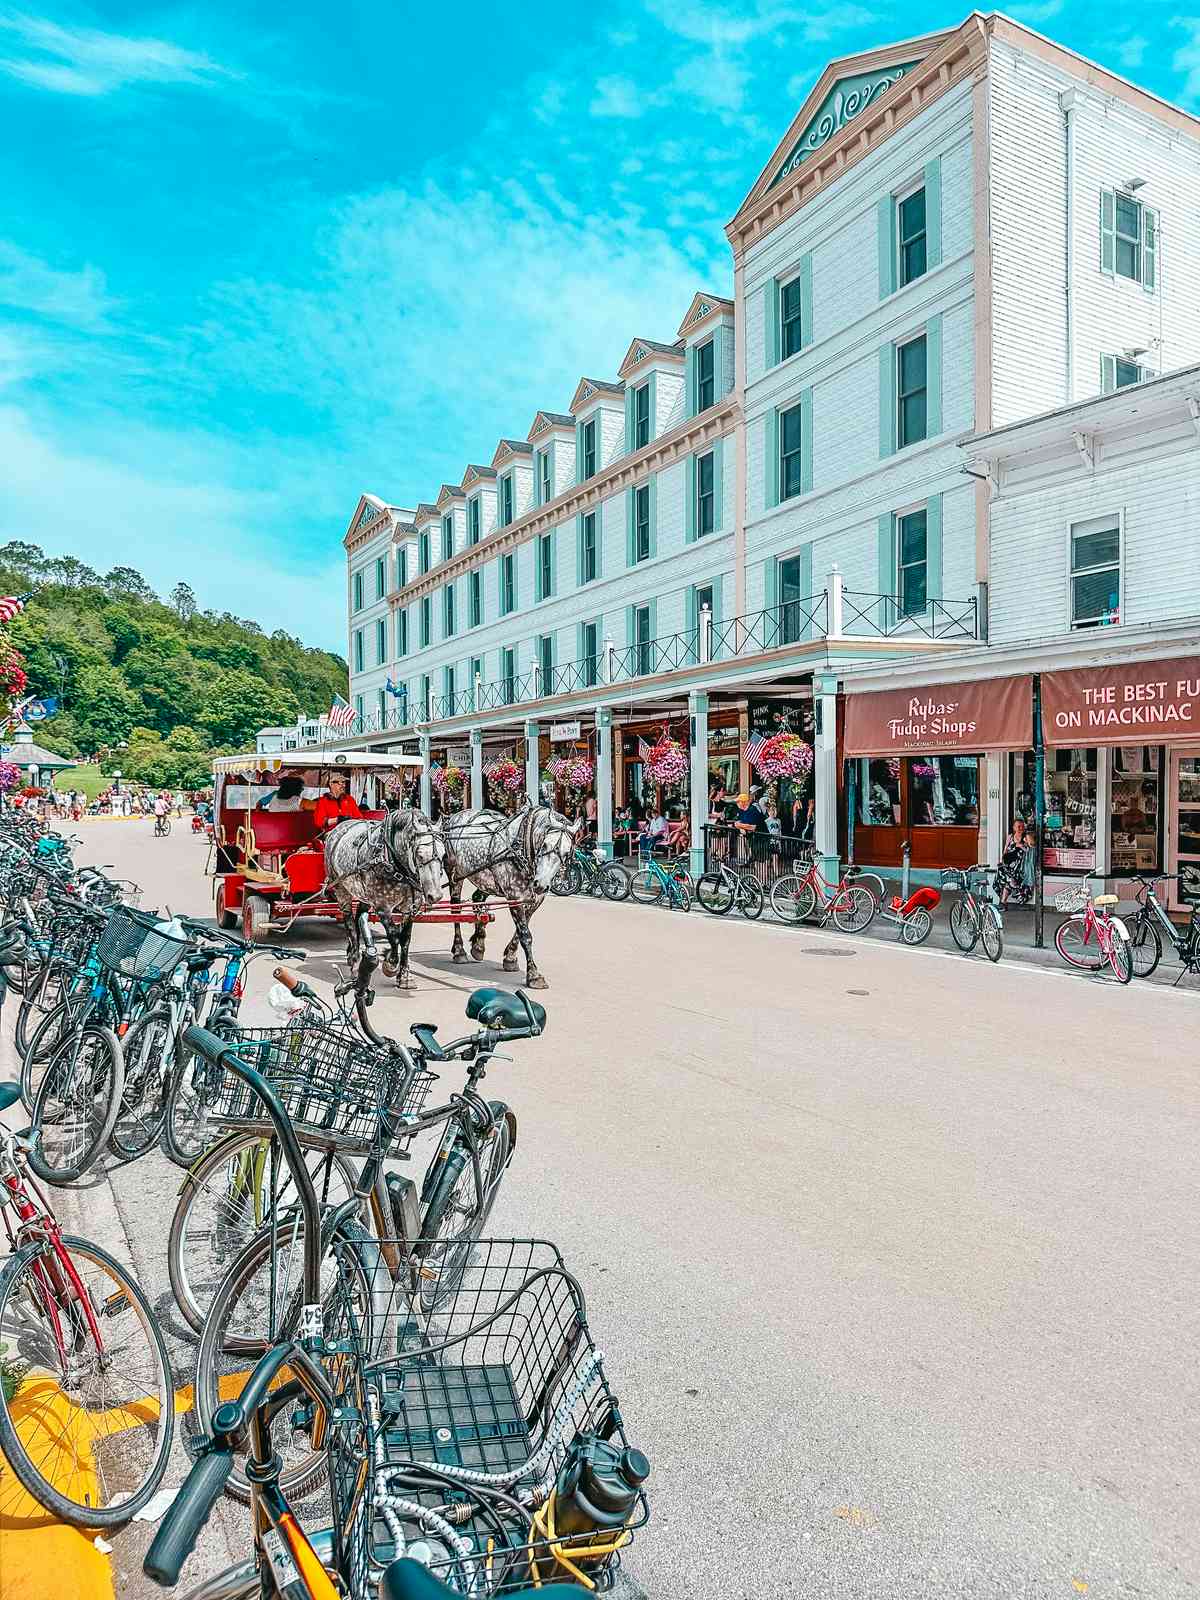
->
[852,758,901,825]
[909,755,979,826]
[1110,747,1161,874]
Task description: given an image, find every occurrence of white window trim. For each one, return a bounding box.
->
[895,330,928,451]
[894,498,930,619]
[894,176,927,289]
[1067,509,1124,631]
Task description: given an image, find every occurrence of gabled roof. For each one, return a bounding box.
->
[676,293,734,339]
[527,410,575,440]
[435,483,464,509]
[392,521,416,542]
[491,439,534,468]
[413,502,440,526]
[617,338,685,379]
[343,493,391,547]
[569,376,624,414]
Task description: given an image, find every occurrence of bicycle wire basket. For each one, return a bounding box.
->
[1053,885,1090,913]
[326,1238,647,1600]
[203,1021,437,1153]
[95,905,191,982]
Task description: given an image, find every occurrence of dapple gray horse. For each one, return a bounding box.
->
[324,806,447,989]
[441,802,579,989]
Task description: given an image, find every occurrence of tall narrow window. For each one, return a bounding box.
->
[696,339,715,410]
[695,584,714,656]
[539,451,552,505]
[353,572,363,611]
[419,596,431,648]
[467,498,480,544]
[501,648,516,705]
[897,335,927,449]
[778,556,806,644]
[581,512,597,583]
[397,548,407,587]
[376,617,386,664]
[396,608,408,657]
[419,532,431,574]
[377,687,387,726]
[537,533,553,601]
[582,621,598,686]
[897,185,927,287]
[634,605,652,676]
[779,403,805,501]
[1107,192,1157,286]
[582,418,597,478]
[443,584,455,638]
[441,516,453,561]
[1070,518,1121,629]
[537,634,553,692]
[780,278,804,358]
[501,553,515,615]
[354,630,363,672]
[375,557,385,599]
[420,675,430,720]
[499,476,513,526]
[355,693,364,727]
[444,664,456,711]
[469,657,482,705]
[696,452,715,536]
[634,485,650,562]
[897,509,928,615]
[634,383,650,448]
[469,568,482,628]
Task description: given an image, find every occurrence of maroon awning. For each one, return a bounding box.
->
[1042,656,1200,746]
[843,676,1033,758]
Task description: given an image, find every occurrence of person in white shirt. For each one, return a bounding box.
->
[153,794,169,819]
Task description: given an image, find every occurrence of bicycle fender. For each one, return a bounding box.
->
[489,1099,517,1165]
[1110,915,1131,939]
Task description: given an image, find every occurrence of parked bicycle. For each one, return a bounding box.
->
[549,844,630,902]
[942,866,1004,962]
[770,854,879,931]
[695,855,764,919]
[1120,874,1200,981]
[1053,879,1133,983]
[630,849,692,911]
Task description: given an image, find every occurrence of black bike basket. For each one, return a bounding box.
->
[96,906,190,982]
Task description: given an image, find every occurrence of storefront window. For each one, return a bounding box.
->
[1010,748,1097,870]
[909,755,979,826]
[1110,747,1161,874]
[852,758,901,825]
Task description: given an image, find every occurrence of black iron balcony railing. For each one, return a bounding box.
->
[336,585,980,741]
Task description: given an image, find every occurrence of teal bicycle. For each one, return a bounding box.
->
[630,846,693,911]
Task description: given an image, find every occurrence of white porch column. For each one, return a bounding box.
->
[826,563,844,639]
[595,707,614,857]
[813,671,840,879]
[984,752,1004,868]
[524,719,541,804]
[469,728,484,811]
[418,733,432,815]
[689,690,709,879]
[1095,747,1112,878]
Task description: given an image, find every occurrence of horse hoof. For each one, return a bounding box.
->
[470,944,486,962]
[396,975,416,991]
[502,958,519,972]
[451,950,469,964]
[525,974,549,990]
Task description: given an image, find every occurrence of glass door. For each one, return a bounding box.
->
[1169,750,1200,909]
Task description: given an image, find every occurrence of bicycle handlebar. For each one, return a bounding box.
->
[143,1448,233,1587]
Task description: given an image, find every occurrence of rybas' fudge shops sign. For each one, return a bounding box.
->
[1042,656,1200,744]
[844,676,1033,757]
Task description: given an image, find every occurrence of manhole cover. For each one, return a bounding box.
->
[846,989,870,996]
[800,948,853,956]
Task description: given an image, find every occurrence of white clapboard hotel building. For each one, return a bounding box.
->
[338,13,1200,897]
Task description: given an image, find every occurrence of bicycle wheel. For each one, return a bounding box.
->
[980,904,1004,963]
[629,868,663,905]
[108,1007,173,1161]
[169,1130,361,1338]
[159,817,171,837]
[1129,915,1162,978]
[1106,924,1133,984]
[0,1233,173,1526]
[1054,916,1101,970]
[162,1035,225,1167]
[901,907,933,945]
[949,899,979,953]
[14,961,68,1060]
[696,872,735,915]
[850,873,888,908]
[831,885,876,934]
[738,876,765,920]
[670,878,692,913]
[29,1026,124,1183]
[417,1105,512,1314]
[19,992,90,1112]
[550,860,579,897]
[600,863,630,902]
[770,875,816,925]
[193,1216,376,1504]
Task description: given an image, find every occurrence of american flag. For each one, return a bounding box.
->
[0,594,30,624]
[637,736,652,762]
[328,693,355,730]
[745,731,768,763]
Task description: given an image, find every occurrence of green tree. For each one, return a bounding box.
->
[45,556,100,589]
[74,664,140,751]
[106,566,157,603]
[197,669,298,748]
[170,582,197,623]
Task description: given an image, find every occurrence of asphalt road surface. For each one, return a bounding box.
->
[19,817,1200,1599]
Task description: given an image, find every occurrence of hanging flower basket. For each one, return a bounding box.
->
[431,764,465,804]
[643,735,688,788]
[547,754,594,793]
[0,652,27,697]
[485,756,524,797]
[749,732,814,782]
[0,762,20,793]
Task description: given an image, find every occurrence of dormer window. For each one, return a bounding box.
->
[441,515,453,561]
[538,450,552,505]
[500,475,514,526]
[467,498,480,544]
[634,382,650,449]
[696,339,715,411]
[582,419,597,479]
[419,531,430,574]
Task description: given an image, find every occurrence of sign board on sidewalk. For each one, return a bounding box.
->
[550,721,581,743]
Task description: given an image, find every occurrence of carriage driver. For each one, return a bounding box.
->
[313,772,363,832]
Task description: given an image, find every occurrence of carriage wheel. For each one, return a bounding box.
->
[242,892,271,943]
[215,881,238,930]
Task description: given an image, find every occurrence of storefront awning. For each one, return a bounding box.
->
[1042,656,1200,746]
[843,675,1033,758]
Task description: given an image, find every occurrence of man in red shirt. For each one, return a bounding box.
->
[313,773,363,832]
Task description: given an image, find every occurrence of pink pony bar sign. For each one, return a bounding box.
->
[843,676,1033,757]
[1042,656,1200,744]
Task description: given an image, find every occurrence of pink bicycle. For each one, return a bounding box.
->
[1053,882,1133,984]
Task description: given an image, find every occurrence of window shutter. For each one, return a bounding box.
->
[648,476,658,559]
[764,408,779,509]
[549,527,557,597]
[877,513,896,630]
[877,196,896,298]
[625,489,635,567]
[649,599,658,657]
[624,388,635,452]
[799,388,813,495]
[762,279,779,370]
[625,604,635,649]
[712,437,724,533]
[1143,207,1157,293]
[879,345,896,458]
[925,157,942,269]
[799,545,813,639]
[685,344,697,417]
[926,314,943,436]
[575,423,585,483]
[685,455,696,543]
[799,253,813,348]
[1100,354,1116,393]
[763,555,778,619]
[926,493,943,603]
[575,513,583,586]
[595,508,603,579]
[1100,189,1115,275]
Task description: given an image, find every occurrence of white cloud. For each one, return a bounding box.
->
[590,73,645,118]
[1115,35,1147,69]
[0,12,236,96]
[532,78,565,123]
[1005,0,1064,22]
[0,241,116,329]
[1172,17,1200,101]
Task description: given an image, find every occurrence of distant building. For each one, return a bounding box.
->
[255,715,338,755]
[5,723,75,786]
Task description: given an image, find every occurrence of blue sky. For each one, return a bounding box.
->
[0,2,1197,650]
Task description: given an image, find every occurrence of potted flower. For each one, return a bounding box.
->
[547,754,595,793]
[485,756,524,804]
[748,732,814,782]
[643,733,688,789]
[431,764,465,808]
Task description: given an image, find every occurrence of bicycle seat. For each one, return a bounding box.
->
[465,987,547,1033]
[0,1081,22,1112]
[1094,894,1120,908]
[380,1559,578,1600]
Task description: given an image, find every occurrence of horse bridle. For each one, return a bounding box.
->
[387,809,444,883]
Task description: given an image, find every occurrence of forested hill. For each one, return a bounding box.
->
[0,542,347,788]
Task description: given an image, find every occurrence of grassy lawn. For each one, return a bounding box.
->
[64,762,107,801]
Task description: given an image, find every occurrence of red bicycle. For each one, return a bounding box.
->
[1053,882,1133,984]
[769,855,878,931]
[0,1080,174,1524]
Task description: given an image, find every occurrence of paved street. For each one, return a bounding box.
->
[5,817,1200,1599]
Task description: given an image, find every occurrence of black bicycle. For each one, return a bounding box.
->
[1123,874,1200,981]
[549,844,630,901]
